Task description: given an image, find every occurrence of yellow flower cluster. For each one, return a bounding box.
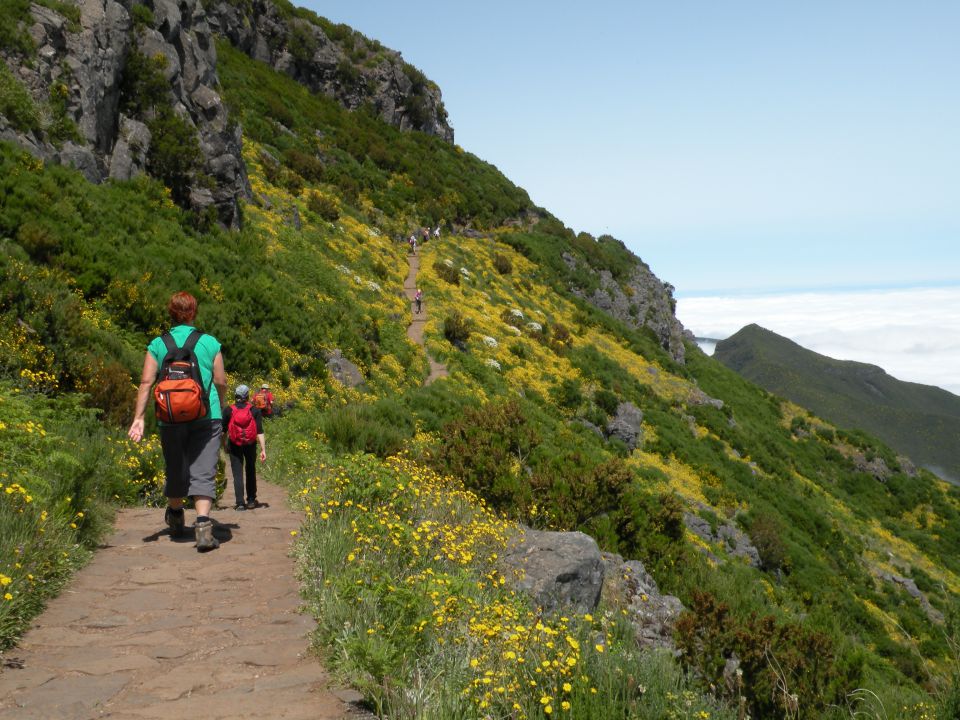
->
[294,452,622,718]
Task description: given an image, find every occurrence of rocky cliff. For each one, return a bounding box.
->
[209,0,453,142]
[564,251,688,363]
[0,0,453,226]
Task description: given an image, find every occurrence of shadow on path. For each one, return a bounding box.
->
[0,481,373,719]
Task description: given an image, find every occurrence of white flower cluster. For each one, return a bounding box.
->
[443,258,454,268]
[505,325,522,336]
[526,321,543,332]
[509,308,524,320]
[484,359,501,371]
[459,267,471,278]
[482,335,498,348]
[366,281,381,292]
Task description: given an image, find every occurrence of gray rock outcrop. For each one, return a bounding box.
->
[325,349,365,388]
[208,0,454,142]
[601,552,684,649]
[1,0,452,227]
[684,511,761,568]
[1,0,250,226]
[605,401,643,450]
[567,256,687,364]
[879,572,944,624]
[501,528,604,613]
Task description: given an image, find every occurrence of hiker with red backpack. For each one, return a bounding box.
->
[127,291,227,552]
[222,384,266,511]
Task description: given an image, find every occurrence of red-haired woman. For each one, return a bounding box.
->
[128,291,227,551]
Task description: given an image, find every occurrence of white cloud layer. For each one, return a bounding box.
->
[677,287,960,396]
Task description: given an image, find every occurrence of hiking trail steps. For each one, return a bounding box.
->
[404,252,449,385]
[0,480,370,719]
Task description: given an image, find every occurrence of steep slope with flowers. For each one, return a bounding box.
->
[1,3,959,719]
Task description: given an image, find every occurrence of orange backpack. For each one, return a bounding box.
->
[154,331,209,423]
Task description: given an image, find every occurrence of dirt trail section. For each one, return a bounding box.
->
[0,481,368,720]
[404,252,449,385]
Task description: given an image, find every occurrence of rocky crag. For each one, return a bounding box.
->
[209,0,453,142]
[0,0,452,226]
[564,251,688,364]
[2,0,688,357]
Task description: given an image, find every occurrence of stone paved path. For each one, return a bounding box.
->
[404,253,449,385]
[0,480,367,719]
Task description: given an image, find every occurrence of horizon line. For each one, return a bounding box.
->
[676,279,960,299]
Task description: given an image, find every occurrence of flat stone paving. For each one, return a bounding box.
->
[0,480,368,719]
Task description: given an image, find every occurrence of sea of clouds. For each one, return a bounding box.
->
[677,286,960,396]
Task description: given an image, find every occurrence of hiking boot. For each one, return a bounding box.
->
[234,503,246,511]
[165,507,185,538]
[194,519,220,552]
[245,499,260,509]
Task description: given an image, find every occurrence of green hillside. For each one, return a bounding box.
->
[2,3,960,718]
[715,323,960,483]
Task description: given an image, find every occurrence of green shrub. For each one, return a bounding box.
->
[288,20,319,63]
[320,402,411,458]
[130,3,154,31]
[674,590,864,718]
[0,0,35,55]
[0,62,40,132]
[746,513,789,573]
[434,399,539,512]
[307,191,340,221]
[492,252,512,274]
[146,109,203,206]
[550,377,583,412]
[442,311,472,346]
[283,147,325,182]
[594,387,620,417]
[433,260,460,285]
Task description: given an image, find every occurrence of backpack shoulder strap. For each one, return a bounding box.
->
[182,329,204,353]
[160,331,179,355]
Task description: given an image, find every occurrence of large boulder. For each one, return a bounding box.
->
[501,528,604,613]
[605,401,643,450]
[325,349,365,388]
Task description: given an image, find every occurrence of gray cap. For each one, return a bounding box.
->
[235,384,250,400]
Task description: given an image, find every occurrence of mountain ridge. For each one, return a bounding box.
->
[715,323,960,482]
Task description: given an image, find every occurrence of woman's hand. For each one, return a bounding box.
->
[128,418,145,443]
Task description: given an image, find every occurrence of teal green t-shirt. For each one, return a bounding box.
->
[148,325,223,421]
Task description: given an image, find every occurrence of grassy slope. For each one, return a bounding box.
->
[715,323,960,483]
[0,21,958,718]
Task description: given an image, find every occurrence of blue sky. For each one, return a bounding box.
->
[303,1,959,389]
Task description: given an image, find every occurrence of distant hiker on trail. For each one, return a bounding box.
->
[409,235,417,255]
[421,227,430,244]
[253,383,274,418]
[414,288,423,314]
[128,291,227,552]
[433,225,441,238]
[223,384,266,511]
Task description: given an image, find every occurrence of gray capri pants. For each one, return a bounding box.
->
[160,421,222,498]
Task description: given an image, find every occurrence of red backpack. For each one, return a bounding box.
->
[228,404,258,445]
[154,331,209,423]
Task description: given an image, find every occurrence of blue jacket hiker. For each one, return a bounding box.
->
[128,291,227,552]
